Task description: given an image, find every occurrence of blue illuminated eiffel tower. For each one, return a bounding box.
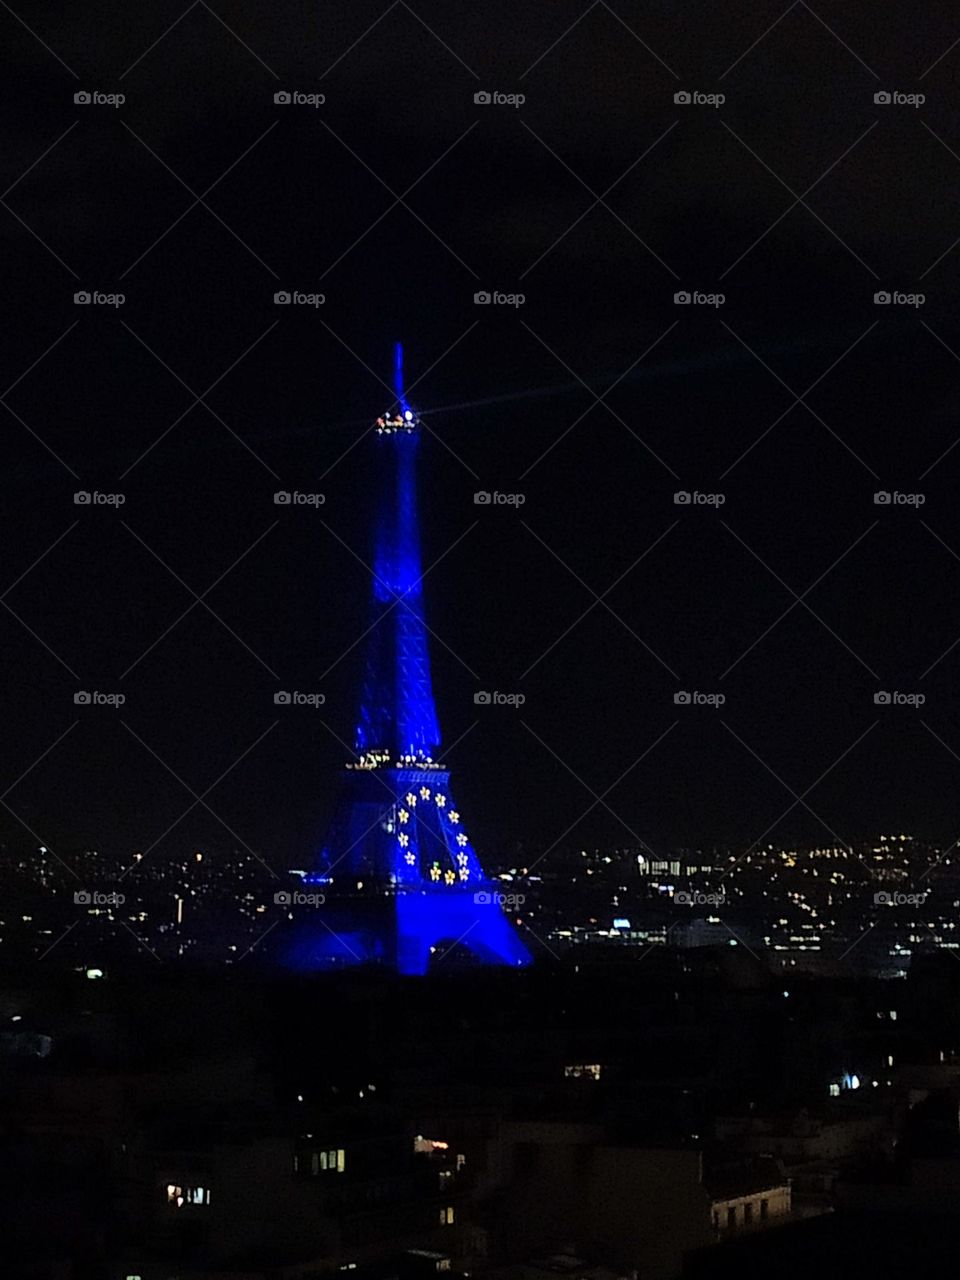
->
[295,345,531,975]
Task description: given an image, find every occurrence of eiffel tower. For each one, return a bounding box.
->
[292,345,532,975]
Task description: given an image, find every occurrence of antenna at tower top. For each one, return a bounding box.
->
[394,342,407,412]
[376,342,419,433]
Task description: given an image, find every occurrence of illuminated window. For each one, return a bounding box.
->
[456,1153,466,1170]
[313,1148,345,1174]
[564,1063,602,1081]
[439,1205,454,1225]
[414,1136,449,1153]
[165,1184,209,1208]
[829,1083,840,1097]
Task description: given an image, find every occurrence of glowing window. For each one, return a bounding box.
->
[165,1184,209,1208]
[314,1148,345,1174]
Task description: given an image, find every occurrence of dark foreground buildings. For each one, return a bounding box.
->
[4,946,960,1279]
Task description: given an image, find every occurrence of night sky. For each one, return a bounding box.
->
[3,1,960,879]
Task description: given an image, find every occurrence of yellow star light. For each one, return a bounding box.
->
[429,865,441,881]
[444,869,456,885]
[420,787,431,800]
[398,809,409,824]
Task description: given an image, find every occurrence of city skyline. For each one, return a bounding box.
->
[4,4,960,881]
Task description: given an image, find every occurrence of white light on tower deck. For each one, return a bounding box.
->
[176,897,183,925]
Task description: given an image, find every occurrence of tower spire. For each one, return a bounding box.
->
[394,341,409,417]
[356,345,439,764]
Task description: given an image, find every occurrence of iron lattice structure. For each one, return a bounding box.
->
[292,346,531,975]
